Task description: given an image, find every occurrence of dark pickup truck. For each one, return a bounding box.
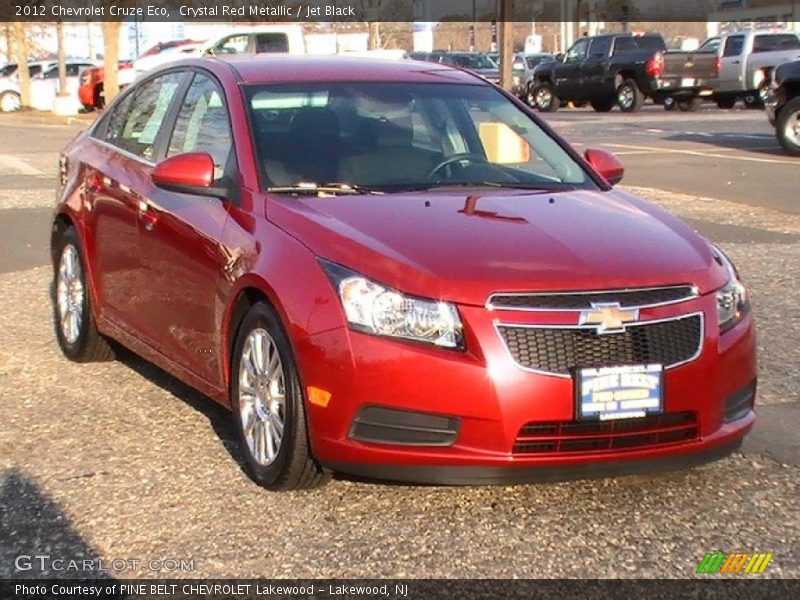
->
[765,59,800,155]
[530,33,666,112]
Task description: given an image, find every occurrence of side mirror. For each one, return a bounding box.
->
[584,148,624,185]
[152,152,230,199]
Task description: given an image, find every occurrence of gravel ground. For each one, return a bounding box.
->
[0,185,798,580]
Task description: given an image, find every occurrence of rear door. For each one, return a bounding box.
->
[87,71,187,331]
[135,71,234,385]
[718,34,746,92]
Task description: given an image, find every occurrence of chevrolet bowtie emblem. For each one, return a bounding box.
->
[579,303,639,334]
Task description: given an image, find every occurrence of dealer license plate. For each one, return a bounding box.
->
[577,364,663,421]
[681,77,696,88]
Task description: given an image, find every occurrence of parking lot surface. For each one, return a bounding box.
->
[0,108,798,578]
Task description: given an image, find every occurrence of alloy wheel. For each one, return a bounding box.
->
[238,328,286,466]
[785,109,800,148]
[535,87,552,110]
[0,93,20,112]
[618,85,634,109]
[56,244,84,344]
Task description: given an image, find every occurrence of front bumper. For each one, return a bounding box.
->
[296,292,756,483]
[765,89,785,127]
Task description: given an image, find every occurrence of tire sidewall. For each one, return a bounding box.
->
[776,98,800,156]
[53,228,93,360]
[229,303,304,488]
[617,79,641,112]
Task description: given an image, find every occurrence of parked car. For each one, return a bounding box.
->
[530,33,667,112]
[656,37,719,111]
[132,41,204,79]
[31,61,97,113]
[436,52,500,83]
[765,59,800,155]
[77,61,134,111]
[52,55,756,490]
[0,60,56,112]
[713,30,800,108]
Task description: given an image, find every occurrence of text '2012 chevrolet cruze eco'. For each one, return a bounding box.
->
[51,56,756,490]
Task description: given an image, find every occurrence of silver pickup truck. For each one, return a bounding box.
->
[714,30,800,108]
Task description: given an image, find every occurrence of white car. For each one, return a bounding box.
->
[0,61,56,112]
[30,61,97,113]
[132,43,204,80]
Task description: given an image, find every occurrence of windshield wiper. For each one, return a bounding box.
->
[380,181,567,193]
[266,182,383,195]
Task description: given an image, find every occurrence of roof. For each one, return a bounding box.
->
[217,54,484,85]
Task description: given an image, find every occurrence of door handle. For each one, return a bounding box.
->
[137,199,158,231]
[732,60,740,64]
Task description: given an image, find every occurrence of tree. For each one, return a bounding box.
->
[56,22,67,99]
[12,23,31,109]
[102,21,121,104]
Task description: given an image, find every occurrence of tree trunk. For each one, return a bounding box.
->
[57,22,68,98]
[499,0,514,91]
[368,22,381,50]
[102,21,121,104]
[12,23,31,108]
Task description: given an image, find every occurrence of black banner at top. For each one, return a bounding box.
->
[1,0,796,23]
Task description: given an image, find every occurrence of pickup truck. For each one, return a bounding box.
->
[713,30,800,108]
[529,33,666,113]
[655,37,719,111]
[765,59,800,155]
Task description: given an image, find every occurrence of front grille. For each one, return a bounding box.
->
[489,285,696,311]
[498,314,702,375]
[514,412,698,454]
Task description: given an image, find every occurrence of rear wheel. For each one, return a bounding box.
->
[591,97,616,112]
[0,91,21,112]
[230,303,330,491]
[532,82,560,112]
[663,97,677,111]
[52,227,115,362]
[776,97,800,157]
[617,78,643,112]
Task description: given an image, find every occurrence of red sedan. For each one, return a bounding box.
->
[52,56,756,490]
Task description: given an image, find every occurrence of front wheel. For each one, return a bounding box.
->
[617,78,643,112]
[0,91,21,112]
[776,97,800,157]
[230,303,330,491]
[531,82,560,112]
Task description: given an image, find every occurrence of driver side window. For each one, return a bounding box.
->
[566,39,590,63]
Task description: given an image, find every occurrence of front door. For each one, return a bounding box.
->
[554,38,590,100]
[136,71,235,386]
[718,34,745,93]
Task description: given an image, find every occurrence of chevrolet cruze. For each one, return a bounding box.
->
[51,56,756,490]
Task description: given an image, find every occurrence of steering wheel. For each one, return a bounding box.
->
[427,153,488,180]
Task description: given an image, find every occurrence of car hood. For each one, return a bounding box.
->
[266,188,726,306]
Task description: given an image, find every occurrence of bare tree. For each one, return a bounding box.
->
[12,23,31,109]
[102,21,121,104]
[56,22,67,99]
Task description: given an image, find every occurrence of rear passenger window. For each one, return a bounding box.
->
[104,72,184,161]
[167,73,232,180]
[589,37,611,58]
[723,36,744,57]
[255,33,289,53]
[752,34,800,53]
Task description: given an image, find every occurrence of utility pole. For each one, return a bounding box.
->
[499,0,514,90]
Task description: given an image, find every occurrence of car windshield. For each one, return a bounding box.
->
[245,82,595,193]
[0,64,17,78]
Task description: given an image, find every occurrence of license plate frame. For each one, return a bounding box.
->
[576,364,664,421]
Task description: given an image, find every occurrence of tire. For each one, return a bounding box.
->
[617,78,644,112]
[663,97,677,111]
[776,97,800,157]
[678,97,703,112]
[591,97,616,112]
[716,98,736,109]
[531,82,560,112]
[743,93,763,109]
[0,91,21,112]
[230,302,330,491]
[52,227,115,363]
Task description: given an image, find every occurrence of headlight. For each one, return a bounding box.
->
[711,244,749,333]
[319,260,464,350]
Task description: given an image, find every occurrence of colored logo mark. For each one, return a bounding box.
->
[696,551,773,574]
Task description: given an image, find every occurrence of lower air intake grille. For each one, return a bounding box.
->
[498,314,702,375]
[513,412,698,454]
